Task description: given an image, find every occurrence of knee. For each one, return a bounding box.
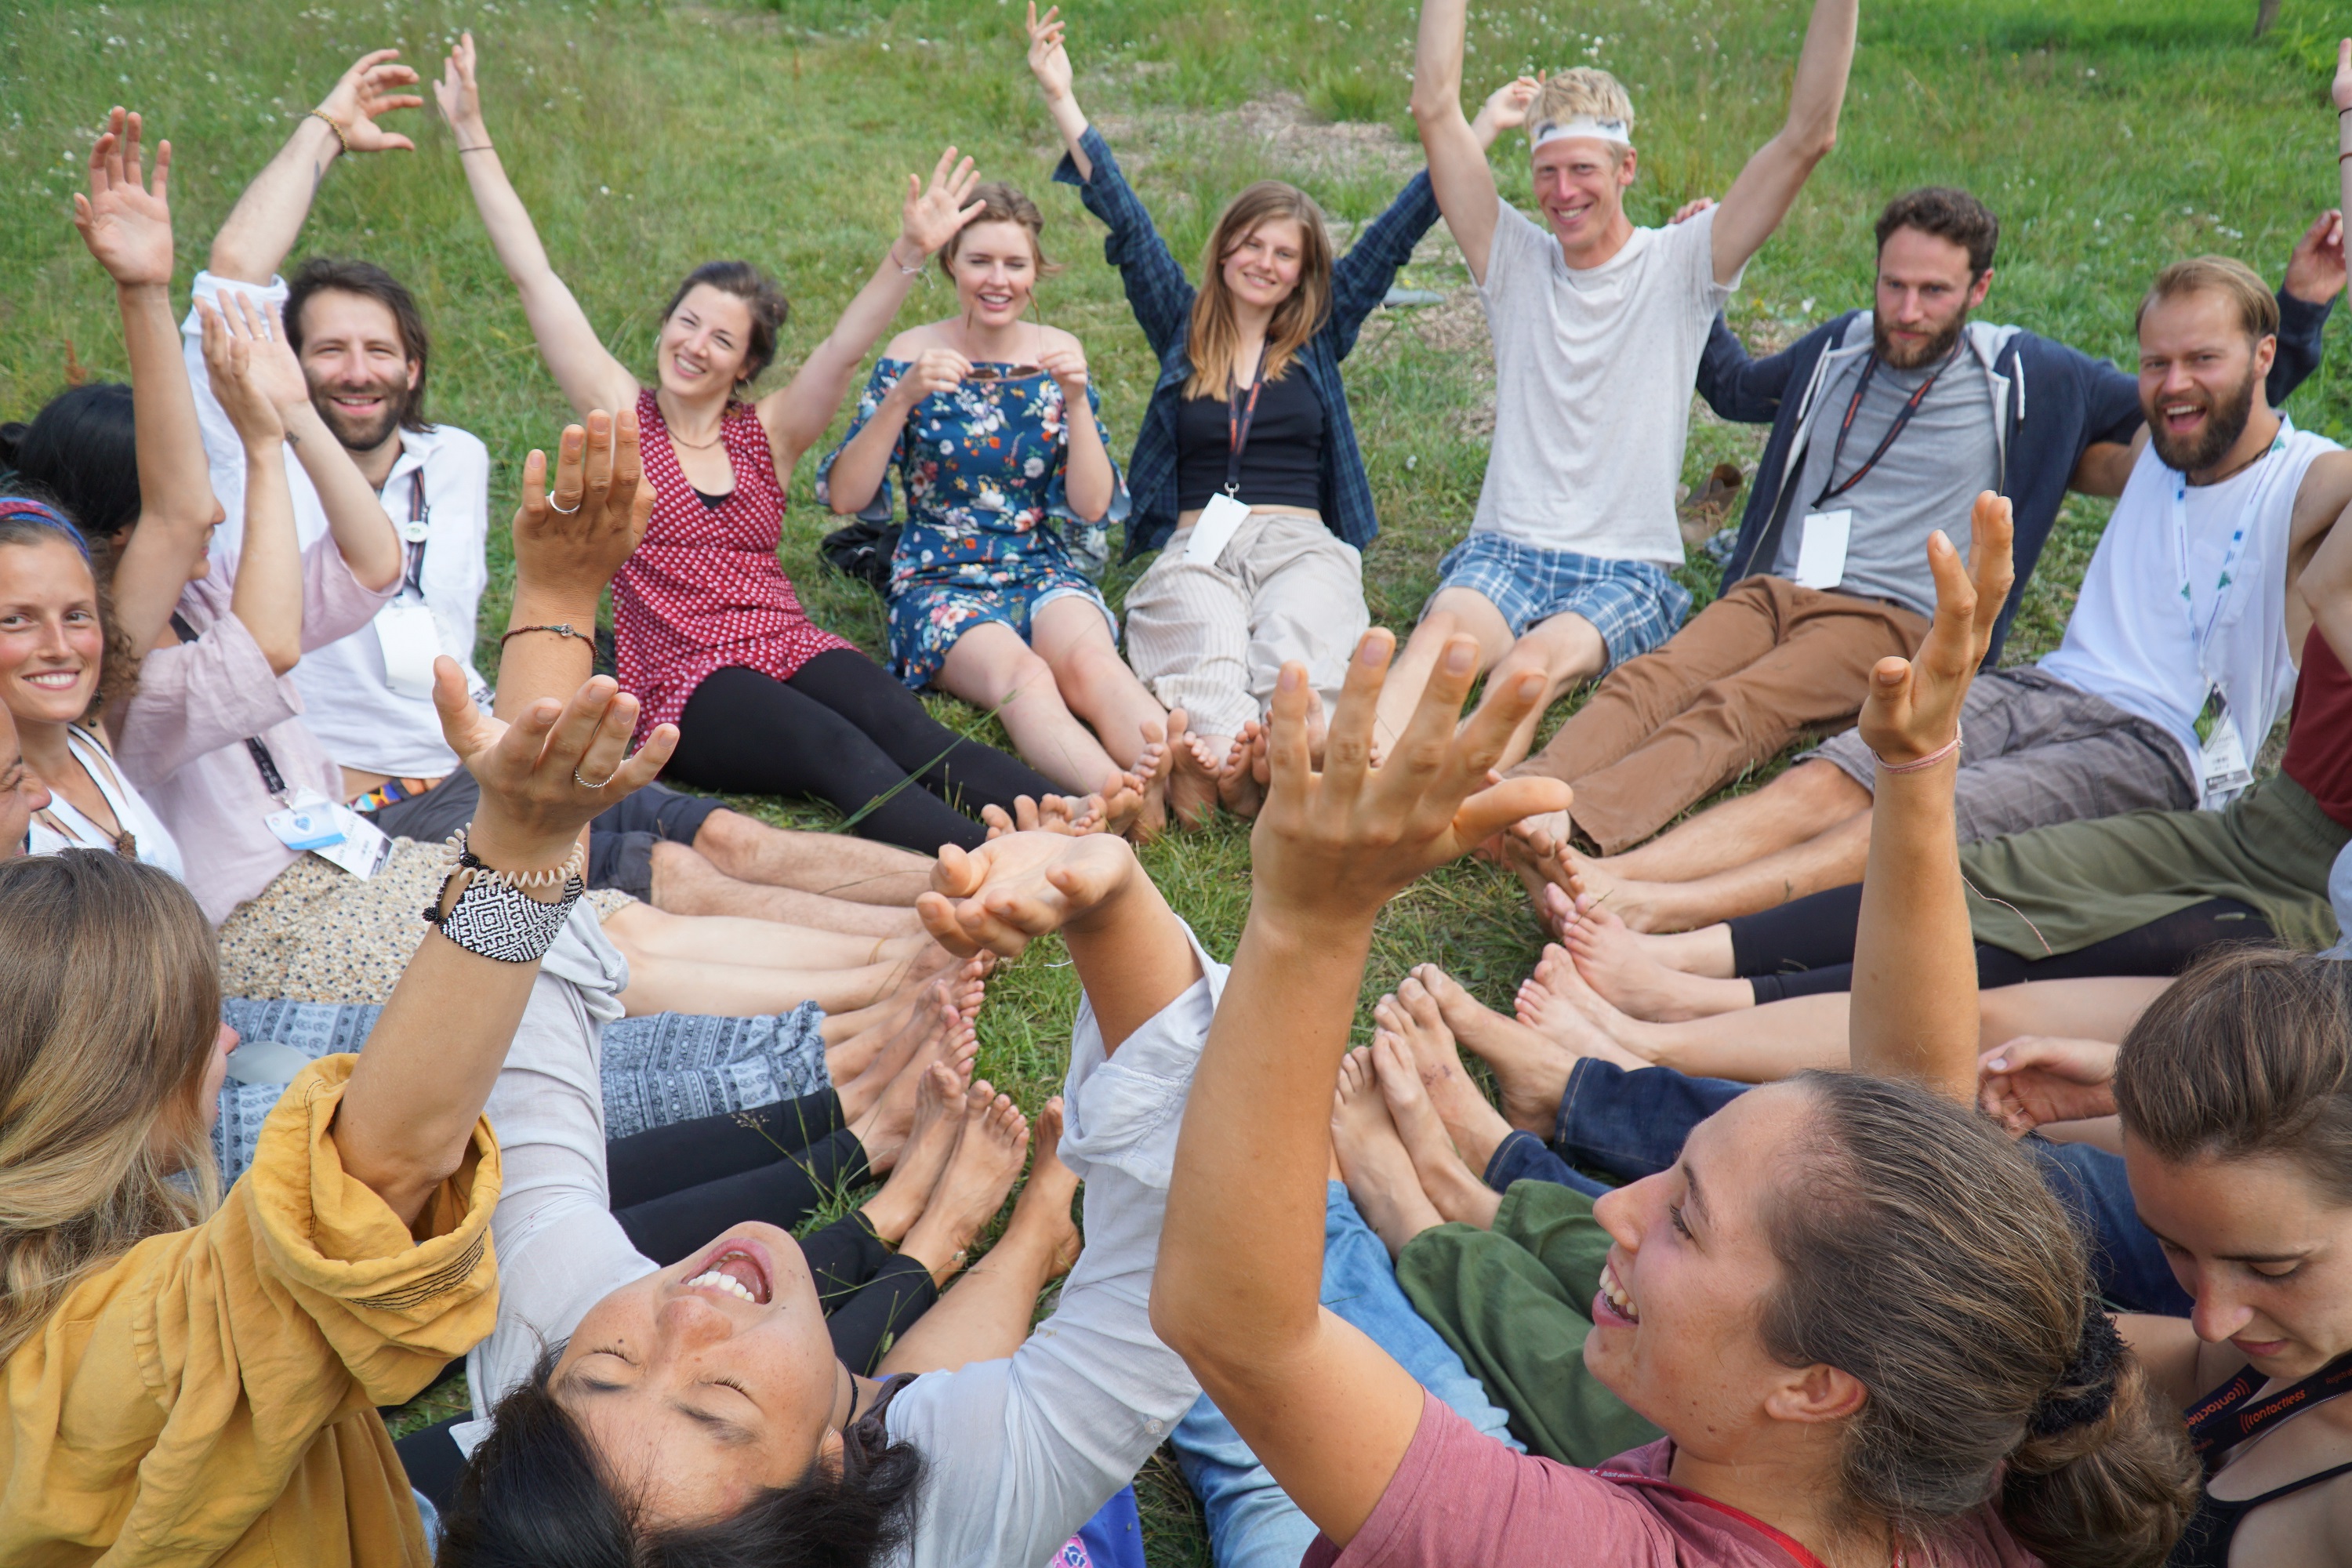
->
[999,648,1066,708]
[691,806,757,856]
[1787,759,1872,812]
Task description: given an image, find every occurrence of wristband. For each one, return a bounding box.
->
[424,829,588,962]
[1870,724,1962,775]
[458,143,495,154]
[308,110,351,153]
[499,622,593,649]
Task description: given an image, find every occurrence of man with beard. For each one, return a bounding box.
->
[1496,188,2339,894]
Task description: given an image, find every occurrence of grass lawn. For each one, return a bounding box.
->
[5,0,2348,1558]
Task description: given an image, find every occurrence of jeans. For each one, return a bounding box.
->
[1171,1183,1521,1568]
[1507,1058,2192,1319]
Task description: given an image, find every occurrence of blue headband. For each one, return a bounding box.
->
[0,497,93,562]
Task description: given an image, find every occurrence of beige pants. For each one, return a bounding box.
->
[1123,510,1370,738]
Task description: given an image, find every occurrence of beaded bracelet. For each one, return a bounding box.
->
[1870,724,1962,775]
[499,622,593,649]
[437,826,586,891]
[308,110,351,153]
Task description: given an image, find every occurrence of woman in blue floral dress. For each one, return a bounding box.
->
[822,184,1176,836]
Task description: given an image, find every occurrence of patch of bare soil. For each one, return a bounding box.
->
[1093,92,1418,183]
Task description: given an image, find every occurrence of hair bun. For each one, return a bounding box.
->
[2029,1301,2125,1437]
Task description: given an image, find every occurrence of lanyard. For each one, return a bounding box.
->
[2183,1348,2352,1472]
[1810,345,1962,509]
[170,611,296,805]
[2167,424,2290,685]
[1222,361,1266,499]
[397,467,430,601]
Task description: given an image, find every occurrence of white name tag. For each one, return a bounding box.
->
[265,793,391,879]
[2195,695,2254,811]
[1793,510,1853,590]
[375,601,441,700]
[1185,493,1253,567]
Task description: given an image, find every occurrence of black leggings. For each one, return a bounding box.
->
[1729,884,2275,1002]
[664,652,1057,855]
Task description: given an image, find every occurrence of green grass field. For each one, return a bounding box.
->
[5,0,2348,1557]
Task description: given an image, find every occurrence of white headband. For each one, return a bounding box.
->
[1531,114,1632,151]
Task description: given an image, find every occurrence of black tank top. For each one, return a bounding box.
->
[2169,1351,2352,1566]
[1174,368,1325,514]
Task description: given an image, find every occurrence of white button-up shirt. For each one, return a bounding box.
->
[183,270,492,779]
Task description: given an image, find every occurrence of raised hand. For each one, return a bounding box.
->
[1854,491,2013,767]
[1479,74,1542,133]
[71,108,173,289]
[1039,341,1090,399]
[197,293,308,443]
[434,661,673,869]
[916,831,1140,959]
[2285,209,2347,307]
[2336,37,2352,114]
[510,407,654,604]
[1669,196,1718,225]
[316,47,423,153]
[434,32,487,140]
[1976,1036,2120,1137]
[1026,3,1075,102]
[1252,631,1570,925]
[900,145,985,258]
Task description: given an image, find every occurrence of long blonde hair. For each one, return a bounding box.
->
[1183,183,1334,400]
[0,851,223,1359]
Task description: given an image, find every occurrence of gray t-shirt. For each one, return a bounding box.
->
[1472,203,1738,564]
[1773,342,1998,616]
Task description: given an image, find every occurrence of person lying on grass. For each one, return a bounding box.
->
[435,817,1226,1563]
[1152,496,2203,1566]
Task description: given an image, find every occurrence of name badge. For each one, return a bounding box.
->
[1792,510,1853,590]
[2194,689,2254,810]
[1185,493,1254,567]
[375,601,441,700]
[265,793,391,879]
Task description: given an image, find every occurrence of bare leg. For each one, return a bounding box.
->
[648,841,924,936]
[892,1083,1032,1285]
[1370,1026,1501,1229]
[1372,597,1513,761]
[1033,598,1179,838]
[1556,899,1755,1021]
[1481,612,1607,769]
[1380,982,1520,1175]
[876,1097,1082,1376]
[617,951,941,1019]
[688,808,937,905]
[940,620,1131,797]
[1409,963,1639,1130]
[852,1058,975,1239]
[1581,992,1857,1081]
[601,901,951,975]
[1535,884,1737,977]
[825,960,987,1083]
[836,980,979,1124]
[1330,1047,1448,1260]
[1977,976,2171,1049]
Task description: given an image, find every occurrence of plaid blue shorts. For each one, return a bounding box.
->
[1428,531,1691,671]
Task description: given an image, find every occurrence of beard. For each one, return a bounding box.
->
[309,380,408,453]
[1872,309,1966,369]
[2145,369,2257,476]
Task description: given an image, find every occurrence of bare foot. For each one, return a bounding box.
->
[1411,961,1613,1132]
[1214,720,1269,818]
[1515,946,1661,1068]
[1558,896,1738,1021]
[851,1005,981,1172]
[983,793,1106,840]
[828,952,987,1083]
[997,1096,1083,1283]
[1093,766,1152,840]
[1330,1047,1446,1259]
[1379,979,1519,1174]
[1125,721,1177,841]
[897,1083,1032,1283]
[1370,1027,1499,1229]
[857,1059,977,1241]
[1165,709,1223,829]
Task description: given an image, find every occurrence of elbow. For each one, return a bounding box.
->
[1787,121,1840,167]
[259,634,303,677]
[1148,1280,1217,1369]
[1409,94,1454,132]
[355,557,404,594]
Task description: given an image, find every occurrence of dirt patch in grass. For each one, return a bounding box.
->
[1094,91,1418,183]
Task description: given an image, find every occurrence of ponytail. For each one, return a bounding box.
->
[1999,1360,2199,1568]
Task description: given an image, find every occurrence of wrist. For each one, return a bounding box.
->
[888,237,925,270]
[508,590,599,630]
[456,816,586,896]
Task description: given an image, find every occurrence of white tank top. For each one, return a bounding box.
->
[2038,417,2336,798]
[25,724,187,879]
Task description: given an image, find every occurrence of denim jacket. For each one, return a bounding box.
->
[1054,125,1442,559]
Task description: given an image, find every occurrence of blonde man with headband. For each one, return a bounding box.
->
[1379,0,1858,766]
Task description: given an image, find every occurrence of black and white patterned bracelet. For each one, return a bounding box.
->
[423,855,585,963]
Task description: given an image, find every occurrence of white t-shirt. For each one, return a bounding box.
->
[26,725,187,878]
[2038,421,2338,789]
[1472,203,1738,564]
[181,270,492,780]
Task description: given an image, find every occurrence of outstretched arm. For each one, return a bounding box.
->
[1153,636,1569,1544]
[1706,0,1856,286]
[209,51,421,284]
[434,33,636,419]
[70,109,218,656]
[2338,41,2352,231]
[1408,0,1503,281]
[334,409,670,1227]
[755,147,983,469]
[198,297,304,673]
[1848,493,2014,1099]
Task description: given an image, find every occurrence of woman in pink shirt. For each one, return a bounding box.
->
[1155,498,2201,1568]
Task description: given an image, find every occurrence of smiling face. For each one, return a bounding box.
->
[1530,137,1635,260]
[0,702,52,855]
[553,1225,848,1525]
[1218,216,1308,314]
[294,289,420,453]
[948,220,1040,330]
[2137,288,2273,476]
[656,285,760,400]
[0,538,104,728]
[2126,1138,2352,1382]
[1585,1084,1851,1444]
[1872,227,1990,369]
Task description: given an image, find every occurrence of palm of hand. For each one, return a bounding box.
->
[82,191,172,286]
[904,188,967,254]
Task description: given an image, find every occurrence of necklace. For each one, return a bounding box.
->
[668,424,725,451]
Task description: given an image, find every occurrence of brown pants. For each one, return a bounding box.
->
[1523,575,1929,854]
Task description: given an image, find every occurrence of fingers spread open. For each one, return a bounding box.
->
[1450,775,1574,851]
[536,677,622,775]
[1319,630,1392,796]
[572,691,639,787]
[549,424,586,514]
[1445,668,1548,797]
[1264,663,1317,803]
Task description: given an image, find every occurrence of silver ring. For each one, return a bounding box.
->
[573,766,616,789]
[546,492,583,515]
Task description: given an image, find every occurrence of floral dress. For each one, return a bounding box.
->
[818,361,1129,689]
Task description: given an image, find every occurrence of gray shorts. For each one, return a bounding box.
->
[1806,666,2196,844]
